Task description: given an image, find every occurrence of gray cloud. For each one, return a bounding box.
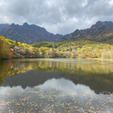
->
[0,0,113,34]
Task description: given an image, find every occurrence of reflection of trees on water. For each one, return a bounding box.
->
[0,59,113,93]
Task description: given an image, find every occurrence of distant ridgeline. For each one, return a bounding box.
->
[0,23,63,44]
[0,21,113,44]
[63,21,113,44]
[0,35,113,60]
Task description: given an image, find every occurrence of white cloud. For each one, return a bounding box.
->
[0,0,112,34]
[82,0,88,7]
[108,0,113,5]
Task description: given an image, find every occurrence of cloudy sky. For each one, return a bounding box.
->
[0,0,113,34]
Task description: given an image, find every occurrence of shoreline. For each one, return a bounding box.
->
[0,57,113,64]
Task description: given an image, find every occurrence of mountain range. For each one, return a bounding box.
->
[63,21,113,43]
[0,21,113,44]
[0,23,63,44]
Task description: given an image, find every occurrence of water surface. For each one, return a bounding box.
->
[0,59,113,113]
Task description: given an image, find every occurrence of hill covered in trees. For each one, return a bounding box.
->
[33,40,113,60]
[0,35,113,61]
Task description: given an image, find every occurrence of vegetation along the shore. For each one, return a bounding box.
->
[0,35,113,61]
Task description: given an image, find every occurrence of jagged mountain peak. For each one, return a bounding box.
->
[0,23,63,43]
[91,21,113,30]
[63,21,113,42]
[0,21,113,44]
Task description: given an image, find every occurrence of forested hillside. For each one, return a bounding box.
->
[0,35,113,61]
[33,40,113,60]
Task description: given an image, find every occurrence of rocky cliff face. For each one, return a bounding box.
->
[0,21,113,44]
[0,23,63,44]
[63,21,113,43]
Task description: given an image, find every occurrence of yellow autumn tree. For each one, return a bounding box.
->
[0,35,10,59]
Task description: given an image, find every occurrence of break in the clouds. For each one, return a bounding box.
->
[0,0,113,34]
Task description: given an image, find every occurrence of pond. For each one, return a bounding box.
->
[0,59,113,113]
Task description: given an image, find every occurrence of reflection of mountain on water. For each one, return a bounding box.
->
[1,71,62,89]
[38,78,96,97]
[0,78,96,97]
[1,78,113,113]
[0,59,113,94]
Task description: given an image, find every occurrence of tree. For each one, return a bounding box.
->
[0,35,10,59]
